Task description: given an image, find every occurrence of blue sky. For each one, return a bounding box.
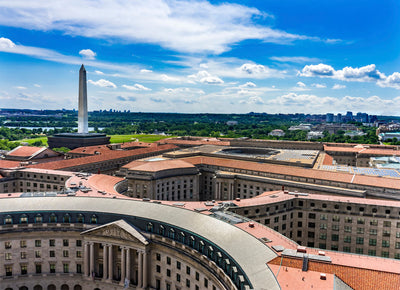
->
[1,0,400,114]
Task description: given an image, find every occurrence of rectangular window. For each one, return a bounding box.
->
[167,256,171,265]
[35,250,41,258]
[5,266,12,276]
[344,226,352,233]
[177,261,181,270]
[5,252,12,260]
[381,251,390,258]
[36,264,42,274]
[63,263,69,273]
[345,217,352,223]
[167,269,171,277]
[35,240,41,247]
[319,233,327,240]
[50,264,56,273]
[196,271,200,281]
[383,230,391,237]
[384,221,391,227]
[332,234,339,241]
[320,214,327,220]
[21,264,27,275]
[370,229,377,235]
[21,252,27,259]
[332,216,340,222]
[50,250,55,257]
[63,239,69,247]
[357,228,364,234]
[356,237,364,244]
[20,240,27,248]
[357,218,365,225]
[332,224,339,231]
[344,236,351,243]
[49,239,55,247]
[76,264,82,274]
[156,265,161,273]
[186,266,191,275]
[76,251,82,258]
[396,242,400,249]
[5,241,11,249]
[320,223,327,230]
[382,240,390,247]
[369,239,377,246]
[356,248,363,254]
[176,273,181,282]
[156,253,161,261]
[368,250,376,256]
[186,279,190,287]
[63,250,69,257]
[370,220,378,226]
[308,213,316,219]
[76,240,82,247]
[343,246,351,253]
[204,278,209,288]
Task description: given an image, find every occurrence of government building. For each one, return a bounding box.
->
[1,138,400,289]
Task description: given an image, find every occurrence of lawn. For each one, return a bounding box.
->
[18,136,48,146]
[15,134,173,147]
[108,134,174,143]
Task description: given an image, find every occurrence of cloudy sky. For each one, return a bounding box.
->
[1,0,400,114]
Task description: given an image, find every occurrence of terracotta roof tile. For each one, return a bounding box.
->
[28,144,177,170]
[126,159,196,172]
[7,146,45,157]
[0,160,23,169]
[181,156,400,189]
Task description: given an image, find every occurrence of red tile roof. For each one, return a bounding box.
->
[181,156,400,189]
[0,160,22,169]
[68,145,112,155]
[125,159,196,172]
[28,144,177,170]
[7,146,45,157]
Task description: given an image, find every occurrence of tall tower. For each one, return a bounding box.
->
[78,64,88,134]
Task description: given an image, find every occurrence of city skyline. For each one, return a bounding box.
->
[1,0,400,114]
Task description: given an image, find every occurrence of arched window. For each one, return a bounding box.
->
[19,214,28,224]
[49,213,57,223]
[199,241,205,253]
[169,228,175,239]
[4,215,13,225]
[61,285,69,290]
[73,286,82,290]
[33,286,43,290]
[63,214,71,223]
[77,214,84,223]
[190,236,195,248]
[158,225,165,236]
[90,215,97,224]
[146,222,153,232]
[47,285,56,290]
[35,214,43,223]
[180,232,186,244]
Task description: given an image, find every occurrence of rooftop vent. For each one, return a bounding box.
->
[320,273,327,280]
[249,222,255,228]
[297,246,307,253]
[235,197,241,201]
[318,251,325,256]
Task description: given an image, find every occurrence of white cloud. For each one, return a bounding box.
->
[239,82,257,88]
[34,84,41,88]
[378,72,400,89]
[122,84,151,91]
[300,63,335,77]
[0,37,16,48]
[88,79,117,88]
[0,1,332,54]
[311,83,326,88]
[160,74,181,82]
[79,49,96,59]
[140,69,153,73]
[239,96,264,105]
[94,70,104,75]
[15,86,27,90]
[296,81,306,87]
[188,70,224,85]
[270,56,321,63]
[332,84,346,89]
[300,63,386,82]
[266,93,400,114]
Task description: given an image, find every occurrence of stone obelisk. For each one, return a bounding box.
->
[78,64,88,134]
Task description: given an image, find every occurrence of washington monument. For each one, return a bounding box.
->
[78,64,88,134]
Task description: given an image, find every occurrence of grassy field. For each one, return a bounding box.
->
[15,134,173,146]
[18,136,48,146]
[108,134,174,143]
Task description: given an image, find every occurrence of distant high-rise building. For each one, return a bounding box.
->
[326,113,334,123]
[346,111,353,121]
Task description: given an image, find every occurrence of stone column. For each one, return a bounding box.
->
[103,243,108,280]
[138,251,143,288]
[108,245,113,281]
[84,242,89,277]
[121,247,126,284]
[126,248,131,282]
[143,250,148,289]
[89,242,95,277]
